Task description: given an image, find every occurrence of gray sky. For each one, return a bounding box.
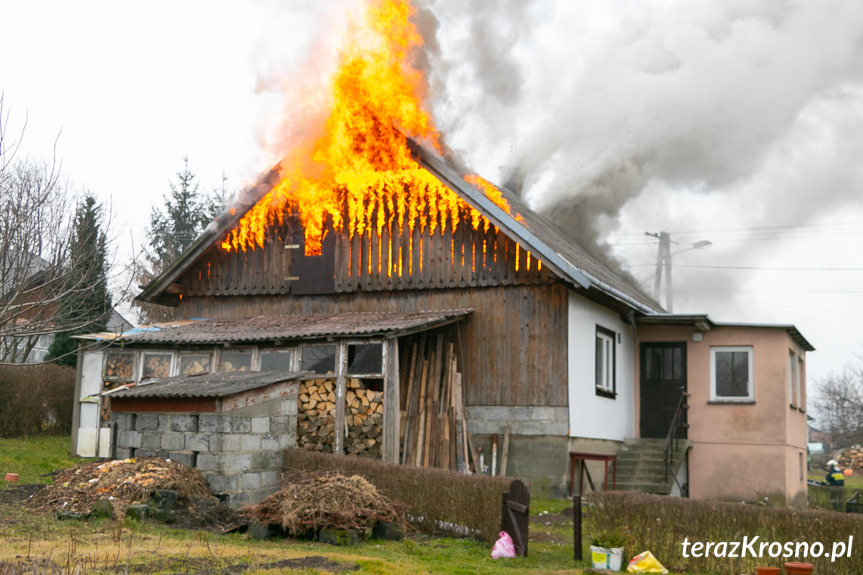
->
[3,0,863,390]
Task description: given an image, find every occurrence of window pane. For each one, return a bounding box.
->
[104,352,134,380]
[141,353,172,380]
[219,351,252,372]
[261,350,294,372]
[595,337,604,387]
[347,343,383,375]
[179,354,210,375]
[716,351,749,397]
[301,345,336,375]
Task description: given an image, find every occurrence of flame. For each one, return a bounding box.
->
[222,0,523,259]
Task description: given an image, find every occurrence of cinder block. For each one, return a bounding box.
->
[240,434,261,451]
[114,447,132,459]
[204,473,237,493]
[135,414,159,431]
[278,433,297,450]
[260,433,279,451]
[240,472,262,491]
[222,434,242,452]
[118,430,142,449]
[259,470,280,489]
[135,449,158,457]
[186,433,220,452]
[196,454,221,472]
[224,453,252,473]
[199,414,230,433]
[140,432,162,450]
[281,398,298,416]
[171,415,198,433]
[251,451,280,470]
[251,417,270,434]
[231,417,251,433]
[111,413,134,430]
[168,451,195,467]
[160,433,185,451]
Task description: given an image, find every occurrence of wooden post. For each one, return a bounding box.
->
[334,341,348,455]
[573,495,582,561]
[382,337,400,463]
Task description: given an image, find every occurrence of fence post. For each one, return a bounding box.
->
[573,495,582,561]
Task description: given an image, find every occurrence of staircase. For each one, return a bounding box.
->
[615,437,690,495]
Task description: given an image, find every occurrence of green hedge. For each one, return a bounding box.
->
[586,491,863,575]
[283,449,516,544]
[0,364,74,437]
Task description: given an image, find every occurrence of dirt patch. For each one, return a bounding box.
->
[0,484,43,506]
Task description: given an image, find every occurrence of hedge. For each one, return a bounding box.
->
[586,491,863,575]
[283,449,517,544]
[0,364,74,437]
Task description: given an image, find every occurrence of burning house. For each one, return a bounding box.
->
[71,0,811,505]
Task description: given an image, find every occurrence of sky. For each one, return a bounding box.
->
[3,0,863,396]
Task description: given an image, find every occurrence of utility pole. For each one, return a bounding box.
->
[646,231,673,311]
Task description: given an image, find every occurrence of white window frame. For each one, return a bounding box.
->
[258,348,298,372]
[217,348,256,372]
[595,326,616,397]
[710,346,754,402]
[177,351,213,376]
[138,350,176,382]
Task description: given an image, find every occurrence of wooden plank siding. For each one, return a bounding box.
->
[176,283,569,408]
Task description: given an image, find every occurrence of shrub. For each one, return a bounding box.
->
[0,364,75,437]
[283,448,516,544]
[586,491,863,575]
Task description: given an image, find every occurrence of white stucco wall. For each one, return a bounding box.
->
[567,292,635,441]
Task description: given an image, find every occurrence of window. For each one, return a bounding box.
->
[179,353,211,375]
[218,350,253,372]
[710,346,753,402]
[347,343,383,375]
[260,349,296,372]
[301,344,337,375]
[595,326,616,397]
[104,351,135,382]
[788,351,800,407]
[140,352,173,381]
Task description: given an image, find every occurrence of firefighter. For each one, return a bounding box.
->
[825,459,845,486]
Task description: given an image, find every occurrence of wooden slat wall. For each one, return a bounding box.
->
[178,283,569,408]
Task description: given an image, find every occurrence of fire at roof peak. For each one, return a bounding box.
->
[220,0,520,257]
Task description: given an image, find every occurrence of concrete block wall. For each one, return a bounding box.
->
[110,396,297,507]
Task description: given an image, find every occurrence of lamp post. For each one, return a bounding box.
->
[645,232,711,312]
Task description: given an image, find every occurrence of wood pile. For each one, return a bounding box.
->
[838,445,863,470]
[297,378,383,457]
[399,333,471,471]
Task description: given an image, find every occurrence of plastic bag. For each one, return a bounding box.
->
[627,550,668,574]
[490,531,516,559]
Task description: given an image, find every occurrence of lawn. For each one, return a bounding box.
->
[0,435,86,486]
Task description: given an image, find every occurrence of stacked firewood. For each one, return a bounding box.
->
[400,334,469,471]
[296,378,383,457]
[838,445,863,470]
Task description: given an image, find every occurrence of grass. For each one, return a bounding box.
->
[0,435,88,486]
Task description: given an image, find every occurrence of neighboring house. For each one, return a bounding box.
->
[71,140,812,506]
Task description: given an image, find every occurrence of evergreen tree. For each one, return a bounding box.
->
[135,158,228,323]
[46,193,112,366]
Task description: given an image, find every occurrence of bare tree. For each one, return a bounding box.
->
[0,94,116,363]
[812,362,863,448]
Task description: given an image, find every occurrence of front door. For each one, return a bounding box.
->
[640,342,687,439]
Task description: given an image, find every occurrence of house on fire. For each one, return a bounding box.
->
[71,140,813,506]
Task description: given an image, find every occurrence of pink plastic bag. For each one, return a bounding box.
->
[491,531,516,559]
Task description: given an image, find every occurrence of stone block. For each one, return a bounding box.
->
[158,415,173,430]
[258,470,280,489]
[135,414,159,431]
[231,417,251,433]
[269,416,294,434]
[199,414,230,433]
[160,433,185,451]
[251,417,270,434]
[110,413,134,430]
[224,453,252,473]
[240,472,263,491]
[203,472,236,493]
[186,433,220,452]
[278,433,296,450]
[114,447,132,460]
[281,399,298,416]
[118,430,142,449]
[167,451,195,467]
[252,451,280,471]
[170,415,198,432]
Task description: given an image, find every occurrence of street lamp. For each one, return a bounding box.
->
[645,232,711,312]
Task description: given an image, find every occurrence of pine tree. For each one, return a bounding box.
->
[135,158,228,323]
[46,193,112,366]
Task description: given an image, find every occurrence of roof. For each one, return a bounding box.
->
[76,309,473,345]
[107,370,300,399]
[135,140,662,315]
[638,313,815,351]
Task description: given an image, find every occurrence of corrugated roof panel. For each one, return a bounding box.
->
[109,370,301,399]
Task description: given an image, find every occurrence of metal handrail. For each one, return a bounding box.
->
[663,391,690,493]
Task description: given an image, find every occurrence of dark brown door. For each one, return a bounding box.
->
[640,342,687,439]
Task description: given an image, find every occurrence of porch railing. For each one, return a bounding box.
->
[663,390,690,495]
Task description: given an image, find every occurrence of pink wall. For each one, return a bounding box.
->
[636,324,809,505]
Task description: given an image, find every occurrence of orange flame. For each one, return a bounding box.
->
[222,0,520,257]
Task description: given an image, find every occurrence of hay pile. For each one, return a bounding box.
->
[30,457,212,515]
[246,470,404,535]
